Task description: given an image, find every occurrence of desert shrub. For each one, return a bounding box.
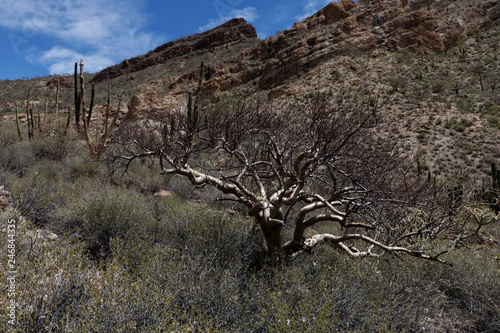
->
[64,155,104,182]
[0,132,81,178]
[432,81,445,93]
[0,141,36,176]
[30,136,70,161]
[4,199,500,332]
[0,122,19,149]
[457,97,474,112]
[156,197,260,266]
[10,172,66,226]
[482,103,500,129]
[63,185,154,261]
[164,174,195,198]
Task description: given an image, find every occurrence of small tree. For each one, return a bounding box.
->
[114,85,456,265]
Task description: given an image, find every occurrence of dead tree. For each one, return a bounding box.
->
[113,86,454,264]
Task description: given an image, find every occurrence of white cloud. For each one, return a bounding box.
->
[296,0,334,21]
[198,7,259,33]
[0,0,164,75]
[38,46,115,74]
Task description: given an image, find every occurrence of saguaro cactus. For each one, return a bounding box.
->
[26,88,34,140]
[187,61,205,133]
[87,83,95,125]
[15,101,23,141]
[74,62,81,125]
[487,162,500,214]
[54,79,59,127]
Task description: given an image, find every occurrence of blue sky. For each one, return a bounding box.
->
[0,0,344,80]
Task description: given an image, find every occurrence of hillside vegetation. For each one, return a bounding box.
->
[0,123,499,331]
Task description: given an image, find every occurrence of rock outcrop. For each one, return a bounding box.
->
[256,0,445,88]
[46,77,73,89]
[92,18,257,83]
[154,190,174,198]
[0,98,13,110]
[91,0,500,107]
[437,0,500,48]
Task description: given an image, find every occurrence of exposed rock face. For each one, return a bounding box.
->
[46,77,73,89]
[126,89,186,120]
[92,18,257,83]
[268,85,299,100]
[257,0,445,88]
[437,0,500,48]
[127,89,169,117]
[91,0,500,108]
[0,98,12,110]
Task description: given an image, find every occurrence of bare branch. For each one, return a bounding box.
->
[302,233,450,264]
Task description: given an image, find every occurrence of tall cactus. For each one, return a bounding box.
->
[74,62,81,125]
[37,109,41,132]
[15,101,23,141]
[492,163,499,189]
[186,61,205,132]
[487,162,500,214]
[192,61,204,129]
[187,91,193,123]
[26,88,34,140]
[64,107,71,136]
[54,79,59,128]
[87,83,95,125]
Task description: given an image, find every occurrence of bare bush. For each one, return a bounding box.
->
[111,86,481,264]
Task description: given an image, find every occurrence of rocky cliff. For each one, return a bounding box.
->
[91,0,500,93]
[91,18,257,83]
[256,0,500,88]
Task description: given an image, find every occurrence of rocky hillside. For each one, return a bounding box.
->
[91,18,257,83]
[0,0,499,180]
[88,0,500,92]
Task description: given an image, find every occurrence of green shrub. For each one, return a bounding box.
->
[482,104,500,129]
[31,136,70,161]
[10,172,64,226]
[66,185,154,260]
[0,141,36,176]
[457,98,474,112]
[4,197,500,332]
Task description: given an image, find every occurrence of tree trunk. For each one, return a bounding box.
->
[257,218,284,260]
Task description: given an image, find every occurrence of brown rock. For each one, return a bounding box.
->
[26,229,59,241]
[46,78,73,89]
[0,196,9,210]
[268,85,298,100]
[87,0,499,98]
[92,18,257,83]
[384,11,444,53]
[257,0,451,88]
[127,89,170,119]
[0,98,12,110]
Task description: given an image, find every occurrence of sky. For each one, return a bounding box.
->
[0,0,348,80]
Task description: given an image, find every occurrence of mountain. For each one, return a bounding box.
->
[91,0,499,91]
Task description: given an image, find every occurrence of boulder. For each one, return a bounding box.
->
[26,229,59,242]
[268,85,298,100]
[154,190,174,198]
[127,89,170,120]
